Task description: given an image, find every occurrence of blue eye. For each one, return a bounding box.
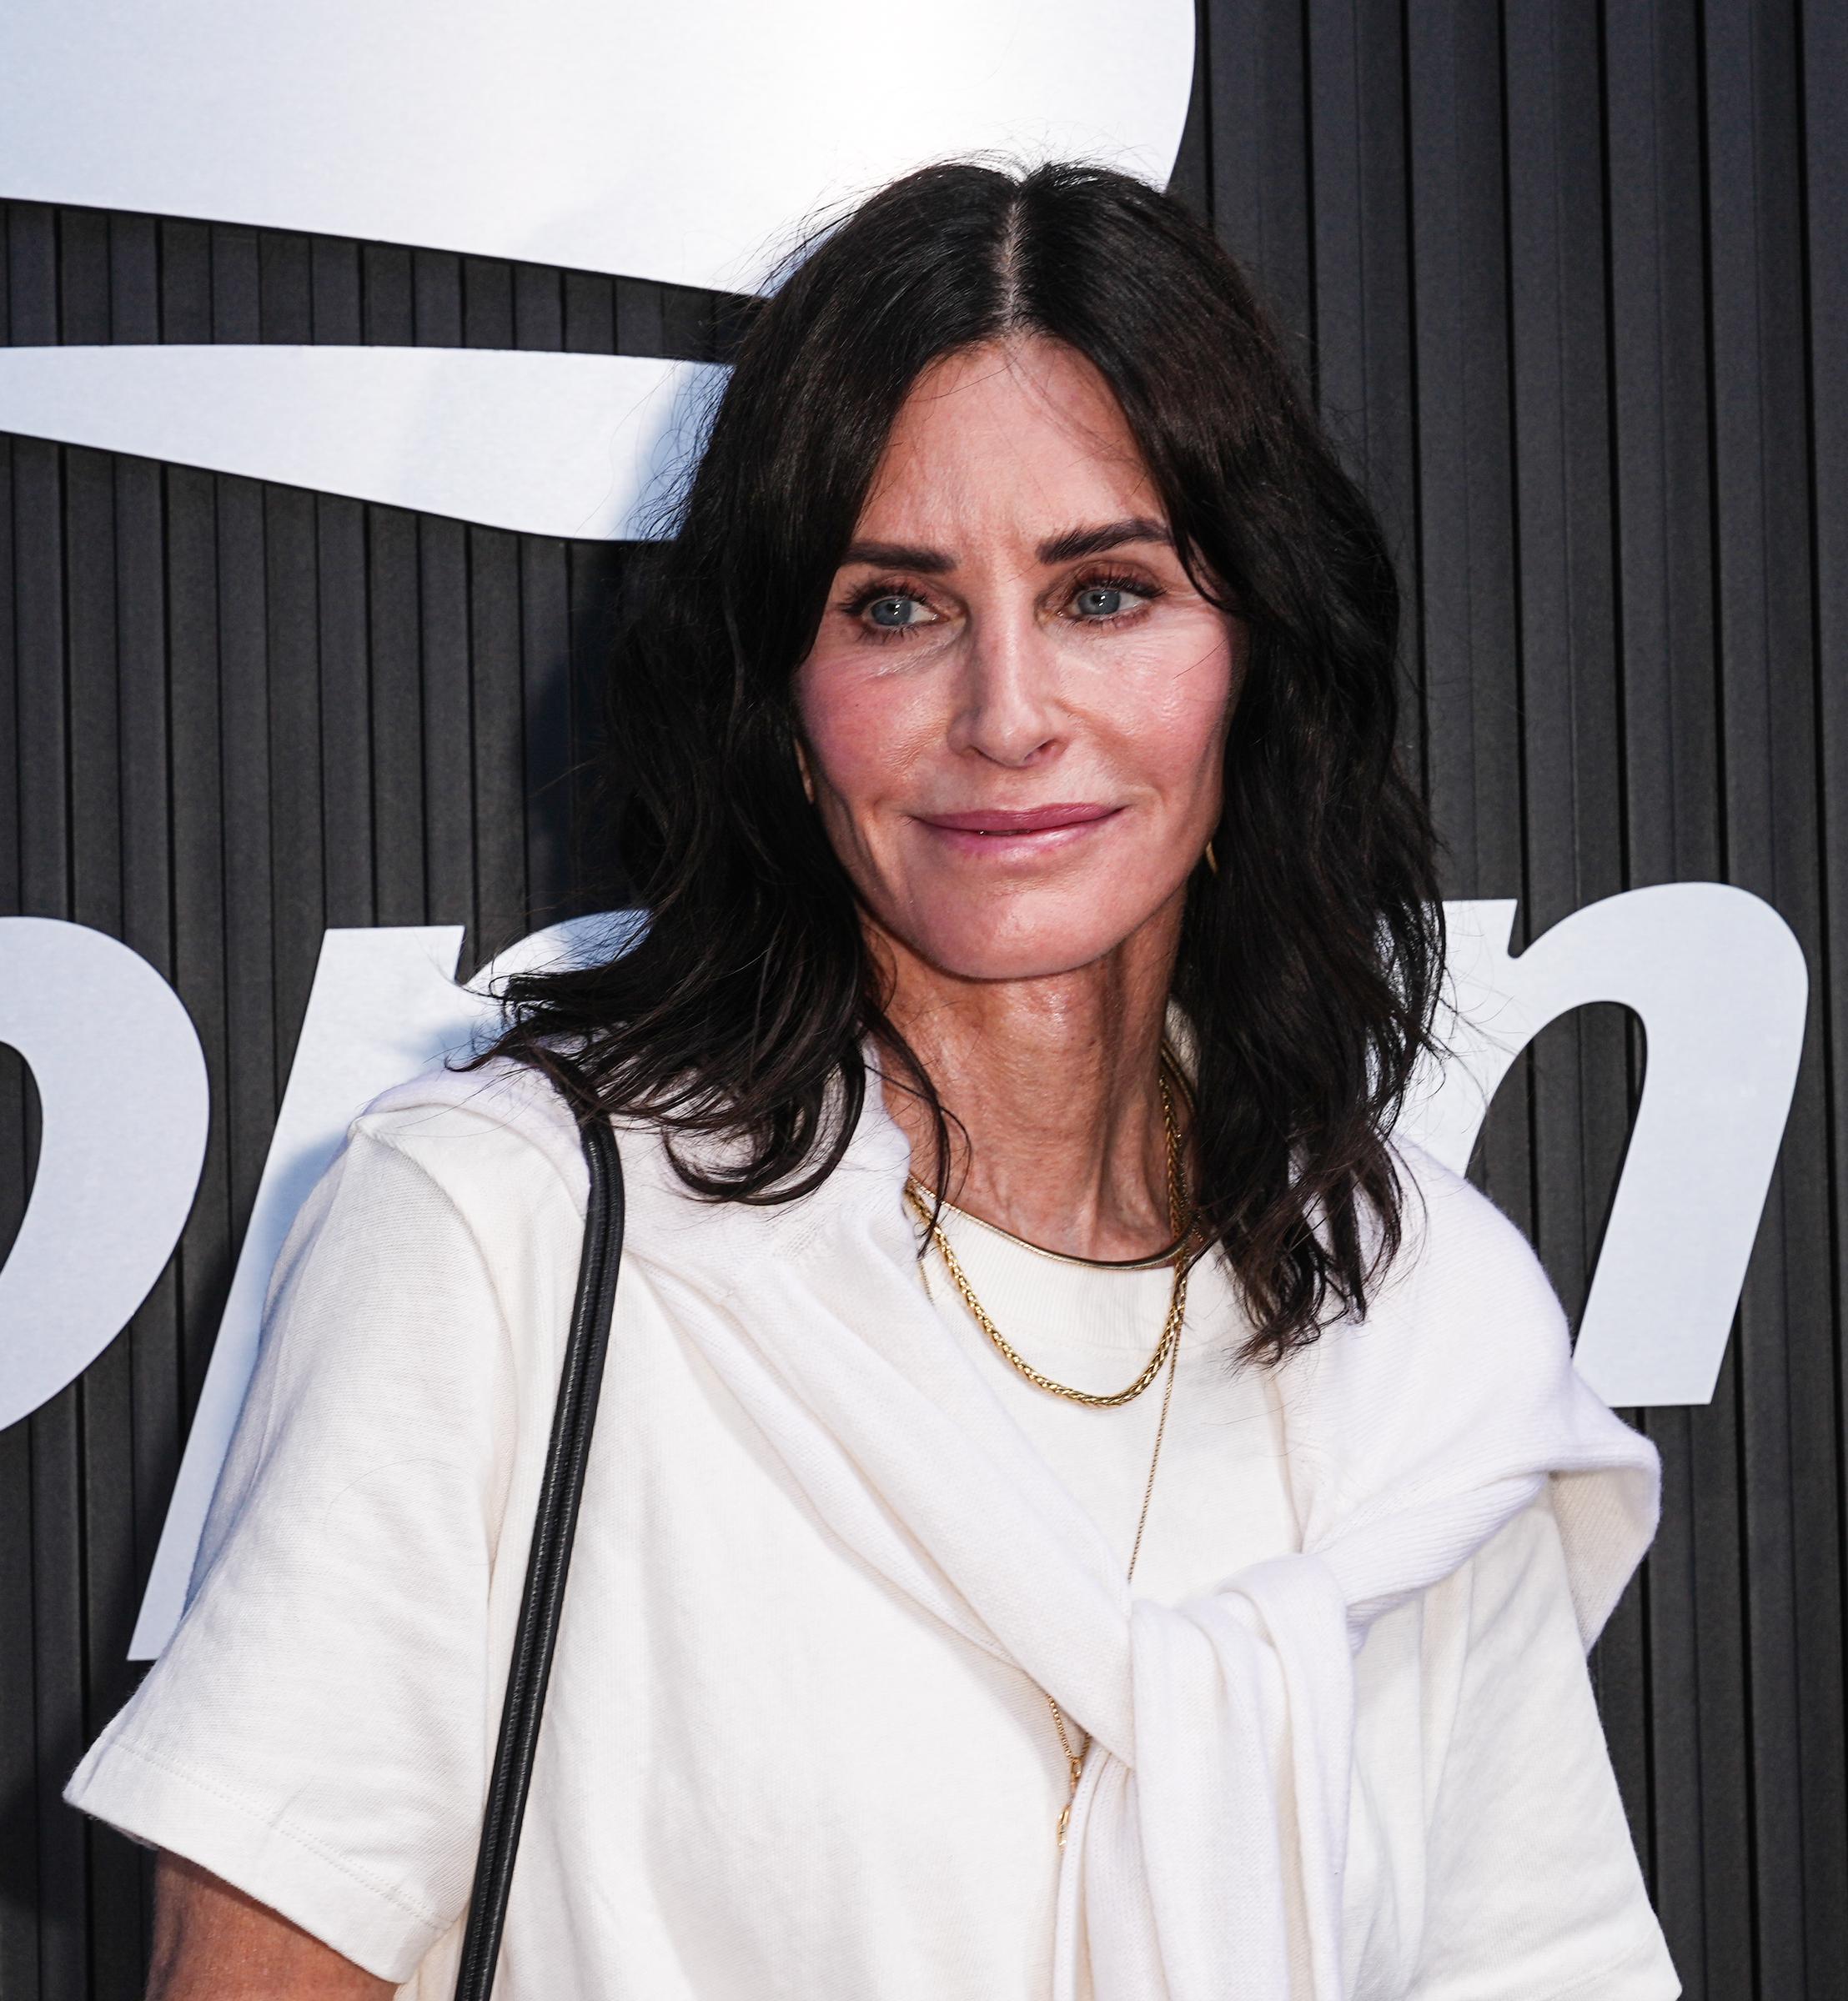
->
[864,593,938,631]
[1073,584,1142,619]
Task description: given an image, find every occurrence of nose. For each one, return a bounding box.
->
[949,603,1064,769]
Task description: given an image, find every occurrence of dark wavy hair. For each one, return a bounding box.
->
[474,158,1449,1367]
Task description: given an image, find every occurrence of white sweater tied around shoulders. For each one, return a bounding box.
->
[449,1055,1660,2001]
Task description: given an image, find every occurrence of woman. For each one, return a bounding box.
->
[68,161,1678,1999]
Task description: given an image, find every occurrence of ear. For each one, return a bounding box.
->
[793,735,817,806]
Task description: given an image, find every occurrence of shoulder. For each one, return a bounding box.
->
[335,1051,737,1270]
[350,1052,590,1208]
[1376,1131,1569,1352]
[1288,1135,1577,1500]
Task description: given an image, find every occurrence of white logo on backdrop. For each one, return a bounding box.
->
[0,0,1194,533]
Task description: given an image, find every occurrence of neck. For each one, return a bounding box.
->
[871,896,1185,1262]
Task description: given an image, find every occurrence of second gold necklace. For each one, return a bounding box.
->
[907,1061,1195,1842]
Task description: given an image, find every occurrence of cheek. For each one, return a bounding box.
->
[794,659,940,809]
[1100,618,1238,807]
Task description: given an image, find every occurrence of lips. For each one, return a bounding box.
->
[916,803,1119,835]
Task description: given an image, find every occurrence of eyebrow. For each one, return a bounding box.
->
[1037,516,1173,564]
[838,539,957,574]
[838,515,1173,574]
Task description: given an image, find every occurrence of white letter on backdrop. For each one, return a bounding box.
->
[1400,883,1807,1408]
[0,918,209,1432]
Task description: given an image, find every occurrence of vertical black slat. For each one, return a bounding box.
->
[312,233,362,344]
[565,544,622,910]
[1705,1,1838,1993]
[470,531,526,965]
[1404,0,1531,1222]
[110,206,172,1656]
[212,227,276,1244]
[420,514,475,945]
[1502,0,1625,1321]
[414,247,462,349]
[63,460,120,950]
[10,230,61,934]
[310,232,373,936]
[164,458,232,1429]
[460,263,524,966]
[615,278,665,362]
[265,485,323,1067]
[157,220,210,347]
[64,414,144,1992]
[371,504,425,926]
[1303,0,1423,785]
[511,272,571,921]
[318,494,374,930]
[410,247,470,944]
[1404,0,1521,906]
[463,257,514,351]
[259,229,312,345]
[208,214,261,424]
[513,264,564,354]
[1691,1345,1755,1999]
[159,222,231,1463]
[1604,7,1732,1987]
[1202,0,1312,369]
[58,207,108,346]
[1807,0,1848,1980]
[260,209,321,1076]
[520,539,574,923]
[363,243,414,348]
[216,466,270,1216]
[365,236,423,931]
[110,207,172,1983]
[660,280,718,365]
[563,272,617,358]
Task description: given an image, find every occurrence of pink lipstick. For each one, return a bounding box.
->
[914,802,1122,856]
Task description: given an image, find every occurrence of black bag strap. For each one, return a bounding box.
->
[453,1071,625,2001]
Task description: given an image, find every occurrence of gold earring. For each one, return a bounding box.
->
[1203,838,1219,876]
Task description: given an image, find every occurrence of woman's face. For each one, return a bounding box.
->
[794,334,1243,985]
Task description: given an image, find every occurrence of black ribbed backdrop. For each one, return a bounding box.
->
[3,1,1844,1993]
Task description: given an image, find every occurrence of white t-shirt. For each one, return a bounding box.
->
[66,1066,1679,1999]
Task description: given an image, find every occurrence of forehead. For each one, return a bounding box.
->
[854,336,1159,545]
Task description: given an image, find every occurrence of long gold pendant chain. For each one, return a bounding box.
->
[906,1060,1195,1846]
[1048,1319,1183,1845]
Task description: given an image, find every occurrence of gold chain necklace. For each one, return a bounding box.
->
[903,1070,1191,1408]
[906,1062,1194,1843]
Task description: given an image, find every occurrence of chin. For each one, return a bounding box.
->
[901,907,1151,985]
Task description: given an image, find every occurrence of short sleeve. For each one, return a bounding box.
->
[1410,1482,1681,2000]
[63,1120,521,1983]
